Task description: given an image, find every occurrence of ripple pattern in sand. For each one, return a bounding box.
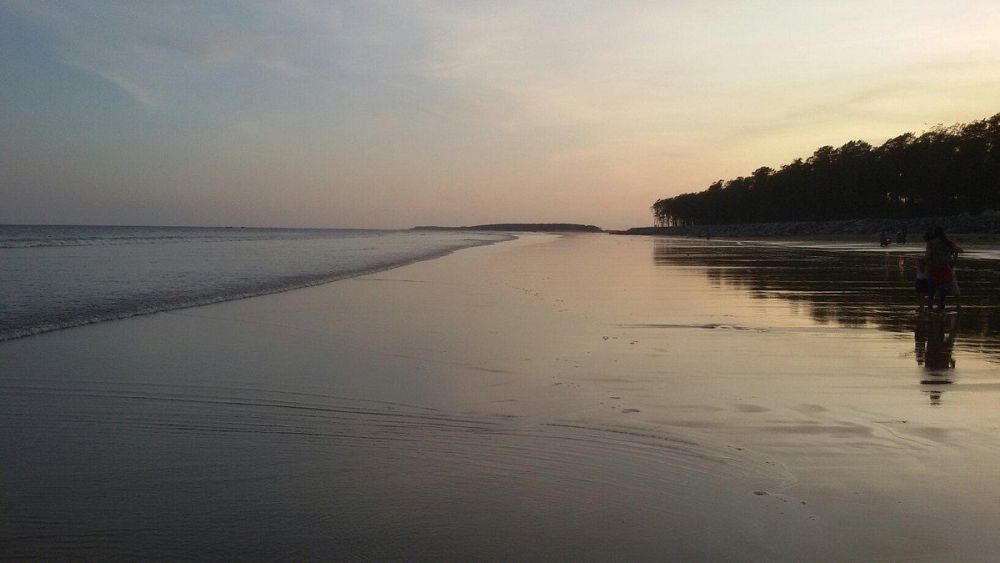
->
[0,379,794,559]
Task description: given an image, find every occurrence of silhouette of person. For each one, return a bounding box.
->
[915,256,929,309]
[924,226,963,311]
[896,226,908,244]
[879,228,892,247]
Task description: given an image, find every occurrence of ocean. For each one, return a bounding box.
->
[0,225,512,341]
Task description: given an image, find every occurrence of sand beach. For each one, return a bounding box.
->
[3,233,1000,560]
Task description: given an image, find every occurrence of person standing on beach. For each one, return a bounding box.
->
[879,228,893,247]
[924,227,963,311]
[915,256,929,309]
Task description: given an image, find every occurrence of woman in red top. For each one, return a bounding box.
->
[924,226,963,311]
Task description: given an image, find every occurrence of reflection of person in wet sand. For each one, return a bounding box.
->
[915,314,959,405]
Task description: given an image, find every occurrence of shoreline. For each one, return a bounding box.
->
[637,231,1000,249]
[619,212,1000,240]
[412,223,602,233]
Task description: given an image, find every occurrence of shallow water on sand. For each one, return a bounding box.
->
[2,234,999,560]
[651,237,1000,373]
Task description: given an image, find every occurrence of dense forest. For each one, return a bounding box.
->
[652,113,1000,226]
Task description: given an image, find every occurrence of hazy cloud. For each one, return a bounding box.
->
[2,0,999,228]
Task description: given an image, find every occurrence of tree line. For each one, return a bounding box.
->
[652,112,1000,226]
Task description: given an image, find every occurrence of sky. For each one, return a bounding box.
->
[1,1,999,230]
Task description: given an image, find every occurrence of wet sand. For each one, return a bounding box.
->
[3,234,1000,560]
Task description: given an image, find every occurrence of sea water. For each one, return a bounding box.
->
[0,225,511,341]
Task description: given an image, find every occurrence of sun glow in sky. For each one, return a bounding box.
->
[2,1,999,229]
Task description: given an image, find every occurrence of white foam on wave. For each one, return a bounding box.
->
[0,227,514,342]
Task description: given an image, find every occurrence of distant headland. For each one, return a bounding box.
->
[412,223,603,233]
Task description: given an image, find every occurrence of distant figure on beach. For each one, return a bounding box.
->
[879,228,892,247]
[896,227,908,244]
[924,226,963,311]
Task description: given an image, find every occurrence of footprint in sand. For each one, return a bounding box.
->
[734,404,770,413]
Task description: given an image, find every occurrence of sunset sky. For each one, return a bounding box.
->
[2,1,999,229]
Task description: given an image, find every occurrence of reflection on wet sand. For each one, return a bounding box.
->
[652,237,1000,366]
[916,313,958,405]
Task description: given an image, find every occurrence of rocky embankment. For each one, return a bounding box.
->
[621,211,1000,238]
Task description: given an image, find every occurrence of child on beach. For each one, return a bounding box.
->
[915,257,929,308]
